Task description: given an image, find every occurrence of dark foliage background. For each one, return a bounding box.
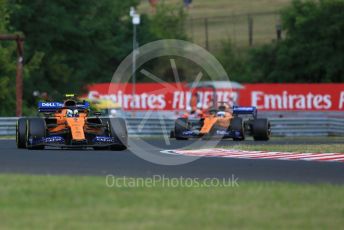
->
[0,0,343,115]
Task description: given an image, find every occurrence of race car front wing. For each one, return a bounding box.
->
[28,135,121,148]
[180,128,243,139]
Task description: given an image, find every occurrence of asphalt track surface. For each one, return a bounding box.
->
[0,138,344,184]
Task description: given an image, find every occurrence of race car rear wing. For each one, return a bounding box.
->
[232,106,257,118]
[38,101,90,113]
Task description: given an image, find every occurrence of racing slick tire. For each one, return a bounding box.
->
[174,118,189,140]
[230,117,245,141]
[26,118,46,150]
[16,118,27,149]
[105,118,128,151]
[253,118,271,141]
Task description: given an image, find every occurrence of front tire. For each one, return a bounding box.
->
[16,118,27,149]
[253,118,271,141]
[105,118,128,151]
[26,118,46,150]
[230,117,245,141]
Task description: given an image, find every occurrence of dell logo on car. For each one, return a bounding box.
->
[42,103,56,107]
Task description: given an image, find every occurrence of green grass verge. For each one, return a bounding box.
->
[1,174,344,229]
[0,136,15,139]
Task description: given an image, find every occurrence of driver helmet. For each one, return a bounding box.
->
[66,109,73,117]
[66,109,79,117]
[217,111,226,117]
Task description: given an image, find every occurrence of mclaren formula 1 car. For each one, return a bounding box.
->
[16,98,128,150]
[171,104,271,141]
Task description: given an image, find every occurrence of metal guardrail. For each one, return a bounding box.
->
[1,117,344,137]
[0,117,17,136]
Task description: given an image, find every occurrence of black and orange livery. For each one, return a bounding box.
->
[171,103,271,141]
[16,97,128,150]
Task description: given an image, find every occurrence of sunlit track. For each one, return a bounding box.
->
[0,139,344,184]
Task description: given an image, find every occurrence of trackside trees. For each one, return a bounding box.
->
[248,0,344,83]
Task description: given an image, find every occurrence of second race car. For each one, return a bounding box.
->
[171,102,271,141]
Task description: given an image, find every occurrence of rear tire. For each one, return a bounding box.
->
[26,118,46,150]
[16,118,27,149]
[230,117,245,141]
[174,118,189,140]
[253,118,271,141]
[105,118,128,151]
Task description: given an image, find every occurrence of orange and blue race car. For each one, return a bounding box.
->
[171,102,271,141]
[16,95,128,150]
